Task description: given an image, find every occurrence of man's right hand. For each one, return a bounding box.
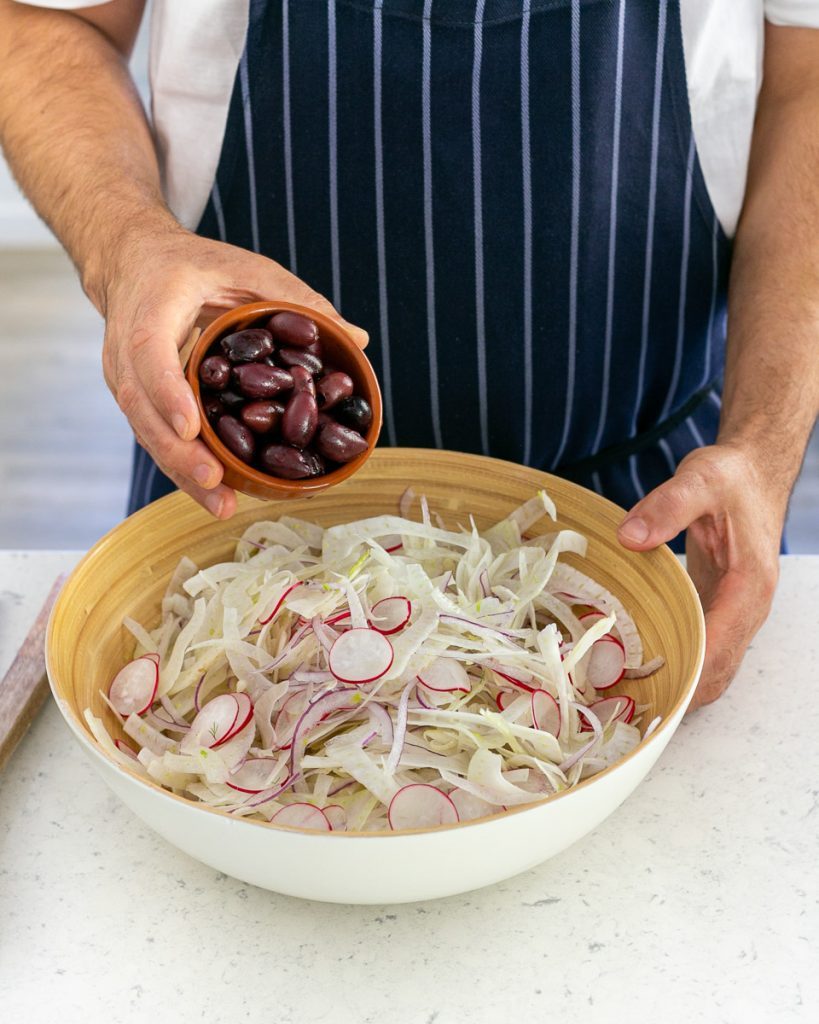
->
[98,221,368,519]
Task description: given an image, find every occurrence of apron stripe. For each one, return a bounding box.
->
[520,1,532,466]
[422,0,442,450]
[629,455,645,502]
[709,388,722,410]
[282,0,297,274]
[472,0,488,456]
[686,416,706,449]
[238,51,260,254]
[660,131,695,420]
[658,437,677,476]
[327,0,341,309]
[633,0,668,434]
[141,460,158,510]
[700,208,719,391]
[592,0,626,458]
[373,0,396,446]
[211,181,227,243]
[551,0,582,470]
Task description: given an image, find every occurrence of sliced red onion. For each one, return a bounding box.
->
[440,613,519,640]
[365,701,394,745]
[289,689,360,771]
[399,486,416,518]
[311,616,339,653]
[193,673,206,712]
[259,580,303,625]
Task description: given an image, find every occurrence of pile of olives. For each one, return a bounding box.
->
[198,311,372,479]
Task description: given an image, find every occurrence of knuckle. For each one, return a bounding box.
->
[115,376,140,419]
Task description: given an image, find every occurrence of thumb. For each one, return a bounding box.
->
[617,465,712,551]
[241,259,369,350]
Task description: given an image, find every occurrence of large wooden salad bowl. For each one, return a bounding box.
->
[46,449,704,903]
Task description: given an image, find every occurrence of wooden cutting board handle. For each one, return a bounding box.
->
[0,575,66,773]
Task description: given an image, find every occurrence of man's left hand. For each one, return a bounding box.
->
[616,443,784,712]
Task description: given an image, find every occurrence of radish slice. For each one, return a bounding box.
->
[226,757,282,794]
[370,596,412,635]
[388,784,459,831]
[488,662,537,694]
[579,611,607,627]
[378,533,403,553]
[259,581,303,625]
[585,635,626,690]
[325,609,351,627]
[448,789,498,822]
[271,803,331,831]
[329,628,394,685]
[322,804,347,830]
[495,689,514,712]
[114,738,139,761]
[417,658,470,694]
[184,692,253,750]
[580,695,635,731]
[108,655,159,717]
[531,689,561,736]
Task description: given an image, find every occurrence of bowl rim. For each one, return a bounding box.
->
[186,300,383,495]
[46,448,705,839]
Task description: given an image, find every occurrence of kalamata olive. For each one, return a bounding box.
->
[334,395,372,431]
[304,339,323,359]
[259,444,323,479]
[267,311,319,349]
[317,411,333,430]
[240,400,284,435]
[216,415,255,463]
[220,389,245,411]
[199,354,231,390]
[317,371,354,409]
[278,347,323,375]
[281,390,318,448]
[220,328,274,363]
[315,421,368,463]
[289,365,316,396]
[202,393,223,421]
[232,363,293,399]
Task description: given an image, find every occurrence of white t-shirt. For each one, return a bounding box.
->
[20,0,819,237]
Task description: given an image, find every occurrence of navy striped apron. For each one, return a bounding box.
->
[129,0,732,553]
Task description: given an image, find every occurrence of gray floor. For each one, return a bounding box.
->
[0,247,816,551]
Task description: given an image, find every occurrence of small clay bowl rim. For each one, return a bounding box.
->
[186,301,382,498]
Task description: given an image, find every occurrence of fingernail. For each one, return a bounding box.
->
[172,413,190,439]
[619,516,649,544]
[205,492,224,518]
[193,463,215,487]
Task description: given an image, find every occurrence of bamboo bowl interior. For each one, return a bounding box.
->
[47,448,703,832]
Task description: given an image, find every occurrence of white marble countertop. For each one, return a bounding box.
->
[1,551,817,1024]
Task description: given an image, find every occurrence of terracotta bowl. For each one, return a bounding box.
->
[47,449,704,904]
[185,300,382,500]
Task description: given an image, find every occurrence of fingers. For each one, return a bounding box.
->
[687,571,764,711]
[239,258,370,349]
[618,461,715,550]
[127,303,201,441]
[161,460,238,521]
[116,369,224,491]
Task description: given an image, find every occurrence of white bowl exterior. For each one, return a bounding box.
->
[57,696,689,904]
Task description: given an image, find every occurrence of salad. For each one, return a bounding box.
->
[85,489,664,832]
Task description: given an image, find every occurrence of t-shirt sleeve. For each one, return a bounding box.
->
[765,1,819,26]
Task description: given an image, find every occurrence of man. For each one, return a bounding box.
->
[1,0,817,710]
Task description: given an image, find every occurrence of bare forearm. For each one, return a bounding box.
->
[720,25,819,496]
[0,0,176,310]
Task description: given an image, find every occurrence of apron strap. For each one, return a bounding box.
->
[559,378,720,477]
